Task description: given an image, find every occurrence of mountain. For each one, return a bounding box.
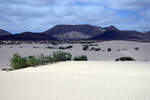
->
[144,31,150,37]
[89,27,146,41]
[43,24,105,40]
[0,24,150,41]
[43,24,150,41]
[0,29,12,36]
[0,32,56,41]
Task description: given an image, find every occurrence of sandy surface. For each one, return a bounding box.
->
[0,40,150,69]
[0,61,150,100]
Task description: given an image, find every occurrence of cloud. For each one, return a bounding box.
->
[78,0,150,10]
[140,8,150,21]
[0,0,150,33]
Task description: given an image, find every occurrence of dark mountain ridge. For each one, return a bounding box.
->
[0,29,12,36]
[0,32,56,41]
[0,24,149,41]
[89,28,145,40]
[43,24,103,36]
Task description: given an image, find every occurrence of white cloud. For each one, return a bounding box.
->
[78,0,150,10]
[0,0,150,33]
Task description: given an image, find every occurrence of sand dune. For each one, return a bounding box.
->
[0,40,150,69]
[0,61,150,100]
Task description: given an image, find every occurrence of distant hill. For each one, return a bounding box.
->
[0,29,12,36]
[0,32,56,41]
[89,27,146,41]
[0,24,150,41]
[144,31,150,37]
[43,24,150,41]
[43,24,105,40]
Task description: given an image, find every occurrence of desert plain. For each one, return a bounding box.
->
[0,40,150,100]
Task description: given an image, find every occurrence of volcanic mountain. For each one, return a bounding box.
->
[0,32,56,41]
[0,29,12,36]
[89,27,146,41]
[43,24,105,40]
[0,24,150,41]
[43,24,149,41]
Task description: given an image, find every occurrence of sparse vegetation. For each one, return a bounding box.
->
[46,45,73,49]
[107,48,111,52]
[10,52,72,70]
[91,47,101,51]
[33,46,40,48]
[88,44,98,46]
[82,45,89,51]
[134,47,139,50]
[59,45,73,49]
[82,43,100,51]
[10,53,28,69]
[115,57,136,61]
[26,56,39,66]
[10,51,89,70]
[52,51,72,62]
[73,55,88,61]
[47,46,55,49]
[51,42,58,46]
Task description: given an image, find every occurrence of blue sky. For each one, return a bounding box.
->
[0,0,150,33]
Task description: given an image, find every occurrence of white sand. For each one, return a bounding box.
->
[0,61,150,100]
[0,40,150,69]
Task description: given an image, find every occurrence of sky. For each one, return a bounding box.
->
[0,0,150,33]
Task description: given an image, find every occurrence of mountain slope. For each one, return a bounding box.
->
[43,24,105,40]
[43,24,150,41]
[0,29,12,36]
[89,28,147,41]
[0,32,56,41]
[0,24,150,41]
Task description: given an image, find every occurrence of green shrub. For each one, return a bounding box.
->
[73,55,88,61]
[59,45,73,49]
[115,57,136,61]
[52,51,72,62]
[67,45,73,49]
[26,56,38,66]
[10,52,73,70]
[91,47,101,51]
[134,47,139,50]
[59,46,66,49]
[47,46,55,49]
[83,45,89,51]
[107,48,111,52]
[36,54,50,65]
[10,53,28,69]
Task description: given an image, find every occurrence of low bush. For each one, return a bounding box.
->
[10,52,72,70]
[73,55,88,61]
[10,52,89,70]
[89,44,98,46]
[134,47,139,50]
[10,53,28,69]
[51,42,58,46]
[82,45,89,51]
[91,47,101,51]
[52,51,72,62]
[115,57,136,61]
[26,56,39,66]
[107,48,111,52]
[47,46,55,49]
[59,45,73,49]
[36,54,54,65]
[33,46,40,48]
